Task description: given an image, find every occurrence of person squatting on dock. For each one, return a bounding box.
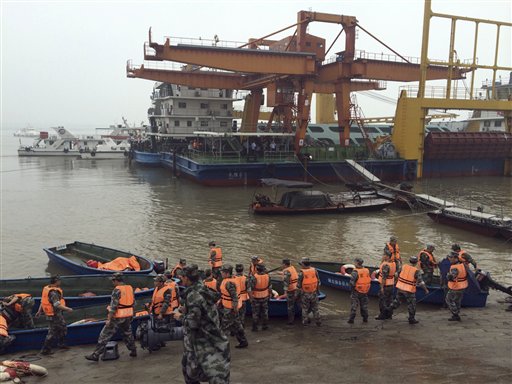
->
[348,258,371,324]
[85,273,137,361]
[37,275,73,355]
[389,256,429,324]
[176,264,231,384]
[375,251,396,320]
[219,265,248,348]
[248,263,272,332]
[446,253,469,321]
[297,257,321,326]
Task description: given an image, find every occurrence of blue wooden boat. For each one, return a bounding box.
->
[0,274,157,310]
[133,150,161,166]
[5,300,151,354]
[244,279,327,317]
[44,241,155,275]
[309,260,488,308]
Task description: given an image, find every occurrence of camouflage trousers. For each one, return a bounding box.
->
[251,298,269,327]
[422,270,434,286]
[446,289,465,316]
[349,290,369,320]
[42,312,67,351]
[92,317,136,356]
[301,292,320,325]
[221,309,247,345]
[378,285,394,317]
[0,335,16,354]
[18,297,35,329]
[238,301,247,327]
[182,351,230,384]
[391,289,417,320]
[286,290,301,322]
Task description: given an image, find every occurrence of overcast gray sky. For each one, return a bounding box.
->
[1,0,511,131]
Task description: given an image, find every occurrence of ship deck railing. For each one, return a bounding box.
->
[184,149,297,164]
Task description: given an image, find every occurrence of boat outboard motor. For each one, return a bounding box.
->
[475,269,512,296]
[137,315,184,352]
[153,260,166,274]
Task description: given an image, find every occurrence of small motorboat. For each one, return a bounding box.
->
[44,241,156,275]
[5,298,151,353]
[0,274,158,310]
[428,207,512,241]
[309,260,489,308]
[250,178,392,215]
[244,279,326,317]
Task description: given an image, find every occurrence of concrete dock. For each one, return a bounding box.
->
[7,287,512,384]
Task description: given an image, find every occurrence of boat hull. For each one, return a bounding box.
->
[80,151,129,160]
[427,211,512,240]
[245,291,327,317]
[0,274,156,310]
[133,150,161,166]
[310,261,488,308]
[250,200,391,215]
[17,149,81,157]
[44,241,155,275]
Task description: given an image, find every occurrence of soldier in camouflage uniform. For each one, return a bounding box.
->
[248,264,272,331]
[418,244,437,286]
[85,273,137,361]
[446,253,468,321]
[0,313,16,354]
[375,252,396,320]
[219,265,248,348]
[390,256,429,324]
[451,244,478,270]
[279,258,300,325]
[175,264,231,384]
[37,275,73,355]
[2,293,35,329]
[297,257,321,326]
[347,258,370,324]
[234,264,248,327]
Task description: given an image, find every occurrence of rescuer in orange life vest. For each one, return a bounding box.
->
[85,272,137,361]
[297,257,321,327]
[150,274,179,327]
[2,293,35,329]
[170,258,187,281]
[203,268,218,292]
[248,263,272,332]
[208,241,223,279]
[234,264,249,327]
[219,265,248,348]
[0,310,16,354]
[348,258,371,324]
[451,244,477,270]
[389,255,429,324]
[36,275,73,355]
[446,252,469,321]
[277,258,301,325]
[248,256,264,277]
[418,244,437,286]
[375,251,396,320]
[384,235,402,271]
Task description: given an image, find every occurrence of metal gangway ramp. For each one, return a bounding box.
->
[345,159,455,209]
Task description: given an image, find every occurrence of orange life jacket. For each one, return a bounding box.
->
[457,250,470,265]
[252,273,270,299]
[419,250,436,269]
[41,286,65,316]
[301,268,318,293]
[166,280,179,309]
[249,258,264,275]
[379,261,396,286]
[170,264,183,278]
[220,277,241,310]
[283,266,298,292]
[386,242,401,262]
[354,267,371,294]
[235,275,248,301]
[0,315,8,337]
[112,285,134,318]
[448,263,468,290]
[396,264,418,293]
[135,310,149,317]
[150,285,174,315]
[13,293,31,313]
[209,247,223,268]
[204,278,218,292]
[98,256,141,271]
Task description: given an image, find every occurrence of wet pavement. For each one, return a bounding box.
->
[6,287,512,384]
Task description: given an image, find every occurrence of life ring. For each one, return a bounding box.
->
[91,151,96,157]
[353,194,362,204]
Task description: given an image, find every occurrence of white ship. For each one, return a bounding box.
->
[13,125,40,138]
[79,138,130,160]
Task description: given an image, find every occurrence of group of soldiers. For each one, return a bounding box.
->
[348,236,477,325]
[0,237,479,383]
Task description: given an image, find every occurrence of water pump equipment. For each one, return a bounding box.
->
[137,315,184,352]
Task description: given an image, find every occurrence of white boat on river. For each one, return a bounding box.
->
[79,138,130,160]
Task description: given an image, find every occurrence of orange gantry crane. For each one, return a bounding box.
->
[127,10,469,154]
